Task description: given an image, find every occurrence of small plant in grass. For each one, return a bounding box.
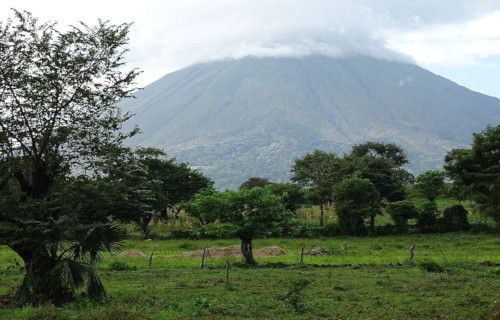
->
[487,268,500,276]
[419,260,445,273]
[280,278,312,313]
[193,296,211,317]
[108,261,137,271]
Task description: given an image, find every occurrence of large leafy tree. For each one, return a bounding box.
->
[137,148,212,221]
[343,142,410,202]
[291,150,342,226]
[414,170,445,202]
[0,11,139,305]
[445,125,500,193]
[350,141,408,167]
[184,186,287,265]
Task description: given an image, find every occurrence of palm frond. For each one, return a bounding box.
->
[53,259,89,290]
[69,223,124,263]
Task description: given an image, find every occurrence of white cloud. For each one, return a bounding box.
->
[385,11,500,66]
[2,0,500,96]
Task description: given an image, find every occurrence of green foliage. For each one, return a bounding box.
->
[280,278,312,313]
[181,188,224,232]
[267,182,307,213]
[469,182,500,230]
[291,150,342,226]
[419,260,445,273]
[350,141,409,167]
[184,186,288,265]
[416,201,438,232]
[239,177,272,190]
[443,205,470,231]
[415,170,445,202]
[135,147,212,221]
[343,142,411,202]
[333,178,381,233]
[444,125,500,193]
[108,261,137,271]
[0,10,137,306]
[386,201,418,231]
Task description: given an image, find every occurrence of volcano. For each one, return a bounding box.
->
[120,55,500,189]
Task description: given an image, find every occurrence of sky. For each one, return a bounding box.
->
[2,0,500,99]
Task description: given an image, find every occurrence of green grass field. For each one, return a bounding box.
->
[1,232,499,319]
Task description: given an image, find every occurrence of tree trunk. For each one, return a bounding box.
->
[319,202,324,226]
[370,214,375,230]
[240,237,256,265]
[138,217,152,239]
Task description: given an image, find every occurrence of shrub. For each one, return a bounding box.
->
[419,260,445,273]
[386,201,418,232]
[443,204,469,231]
[280,278,312,313]
[108,261,137,271]
[333,178,381,233]
[417,201,438,232]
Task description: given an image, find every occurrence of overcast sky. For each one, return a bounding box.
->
[2,0,500,98]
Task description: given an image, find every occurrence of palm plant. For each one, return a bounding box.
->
[470,181,500,230]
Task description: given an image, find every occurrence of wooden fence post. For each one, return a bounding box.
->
[149,247,156,269]
[225,259,230,284]
[200,244,208,268]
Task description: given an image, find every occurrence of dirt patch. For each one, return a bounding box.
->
[305,246,328,256]
[173,245,287,258]
[119,250,147,257]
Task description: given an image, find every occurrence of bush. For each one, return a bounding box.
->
[280,278,312,313]
[386,201,418,232]
[419,260,445,273]
[108,261,137,271]
[443,205,469,231]
[417,201,438,232]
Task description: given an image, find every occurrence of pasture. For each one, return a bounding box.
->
[0,232,499,319]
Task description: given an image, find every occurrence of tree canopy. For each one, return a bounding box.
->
[445,125,500,191]
[343,142,410,202]
[414,170,445,202]
[184,186,288,265]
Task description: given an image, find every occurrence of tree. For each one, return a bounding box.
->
[184,186,287,265]
[134,147,212,221]
[350,141,408,167]
[180,188,221,235]
[291,150,342,226]
[444,125,500,192]
[268,182,307,213]
[97,147,158,239]
[332,178,381,232]
[0,11,138,305]
[343,142,411,202]
[414,170,445,202]
[239,177,273,190]
[99,147,212,239]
